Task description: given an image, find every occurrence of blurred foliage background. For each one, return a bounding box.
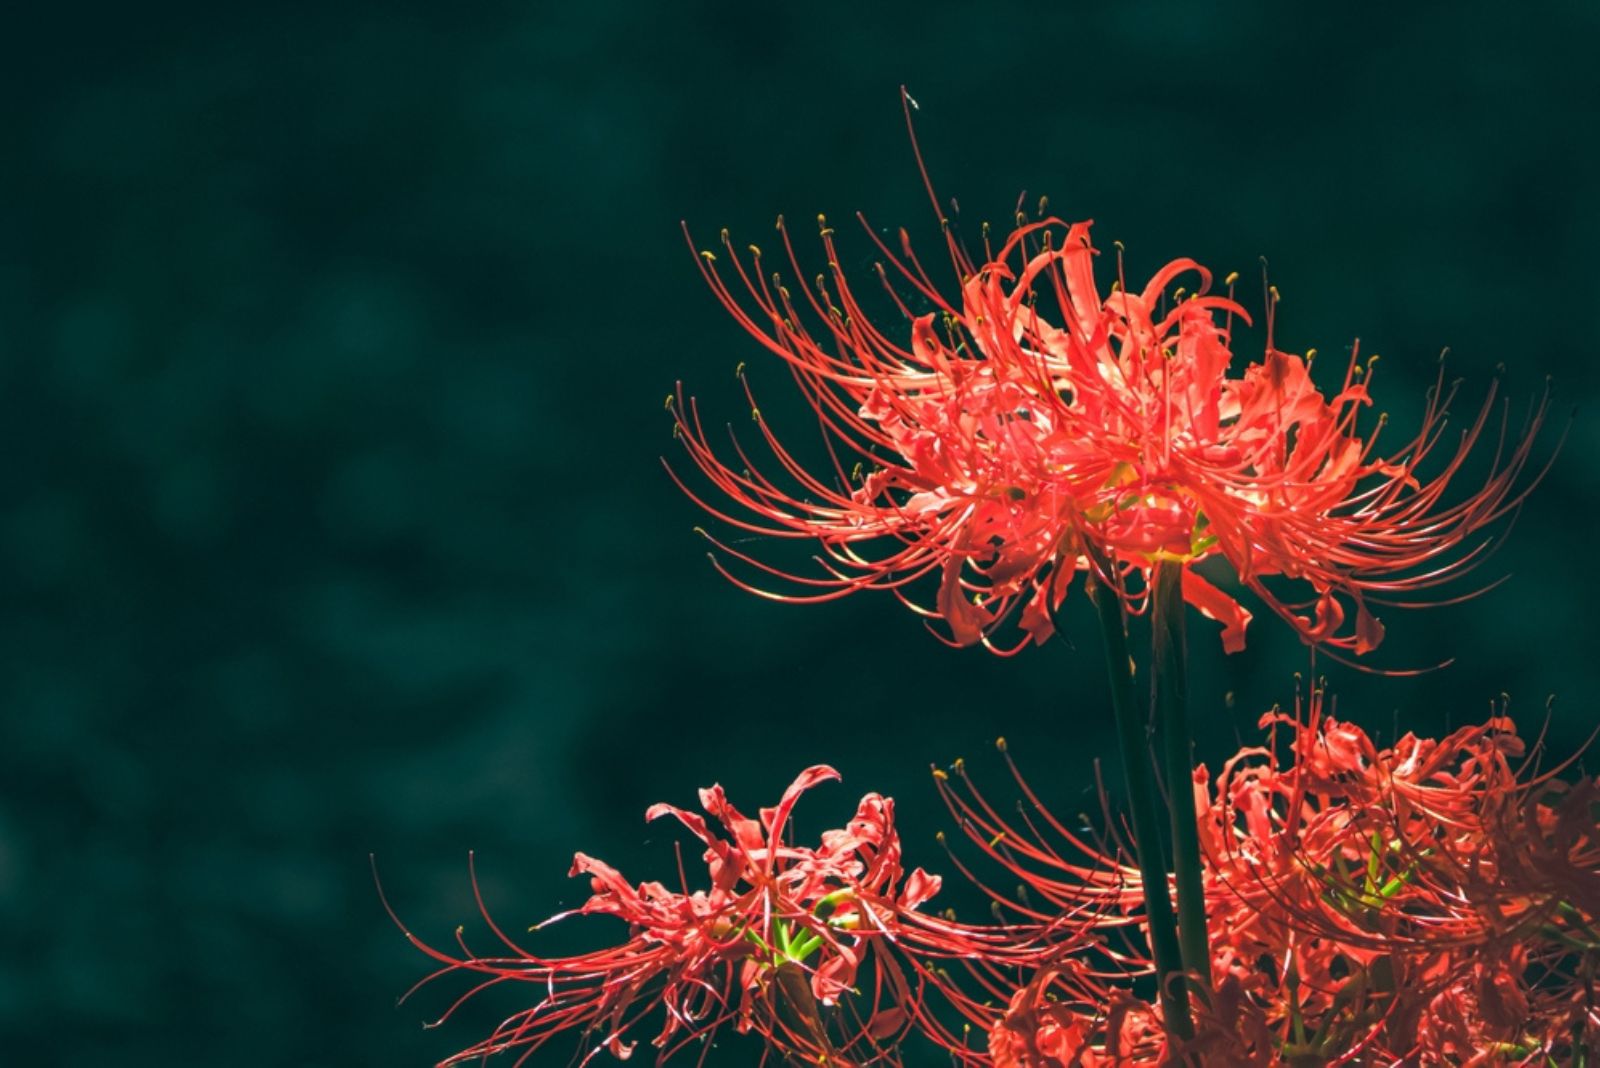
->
[4,1,1597,1064]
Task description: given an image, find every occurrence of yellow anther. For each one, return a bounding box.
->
[720,227,729,243]
[751,407,761,421]
[700,250,717,262]
[748,244,761,257]
[664,394,675,409]
[734,361,746,377]
[1225,271,1240,286]
[995,736,1007,752]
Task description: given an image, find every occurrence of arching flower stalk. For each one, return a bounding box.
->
[381,767,1102,1067]
[667,96,1552,660]
[944,692,1600,1065]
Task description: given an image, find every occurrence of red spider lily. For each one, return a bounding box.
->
[933,697,1600,1065]
[1196,695,1600,1064]
[667,97,1552,657]
[381,766,1091,1067]
[987,967,1167,1068]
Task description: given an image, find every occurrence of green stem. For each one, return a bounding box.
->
[772,961,837,1064]
[1087,571,1192,1039]
[1151,560,1212,993]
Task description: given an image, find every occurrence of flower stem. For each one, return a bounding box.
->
[1151,560,1212,994]
[773,960,838,1064]
[1087,571,1192,1039]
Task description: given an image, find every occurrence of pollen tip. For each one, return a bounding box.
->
[1224,271,1240,286]
[995,736,1007,752]
[664,394,675,410]
[932,767,948,780]
[935,830,946,842]
[700,250,716,262]
[734,361,746,377]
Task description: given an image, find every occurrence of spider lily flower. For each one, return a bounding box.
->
[381,766,1083,1067]
[668,119,1551,657]
[938,697,1599,1065]
[986,968,1170,1068]
[1195,697,1600,1064]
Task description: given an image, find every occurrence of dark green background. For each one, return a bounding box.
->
[5,2,1596,1064]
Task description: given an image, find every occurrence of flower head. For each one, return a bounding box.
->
[669,100,1551,657]
[383,766,1079,1066]
[944,695,1600,1065]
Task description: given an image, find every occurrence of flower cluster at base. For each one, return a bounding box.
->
[390,703,1599,1066]
[383,766,1093,1067]
[669,201,1548,659]
[965,699,1600,1066]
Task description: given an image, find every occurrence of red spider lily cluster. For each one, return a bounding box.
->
[668,174,1549,658]
[386,99,1583,1068]
[955,695,1600,1065]
[381,767,1096,1067]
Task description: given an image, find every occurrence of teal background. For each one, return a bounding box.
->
[4,2,1596,1064]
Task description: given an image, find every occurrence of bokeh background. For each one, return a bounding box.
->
[5,2,1597,1064]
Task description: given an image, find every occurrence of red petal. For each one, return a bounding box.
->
[1182,568,1252,653]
